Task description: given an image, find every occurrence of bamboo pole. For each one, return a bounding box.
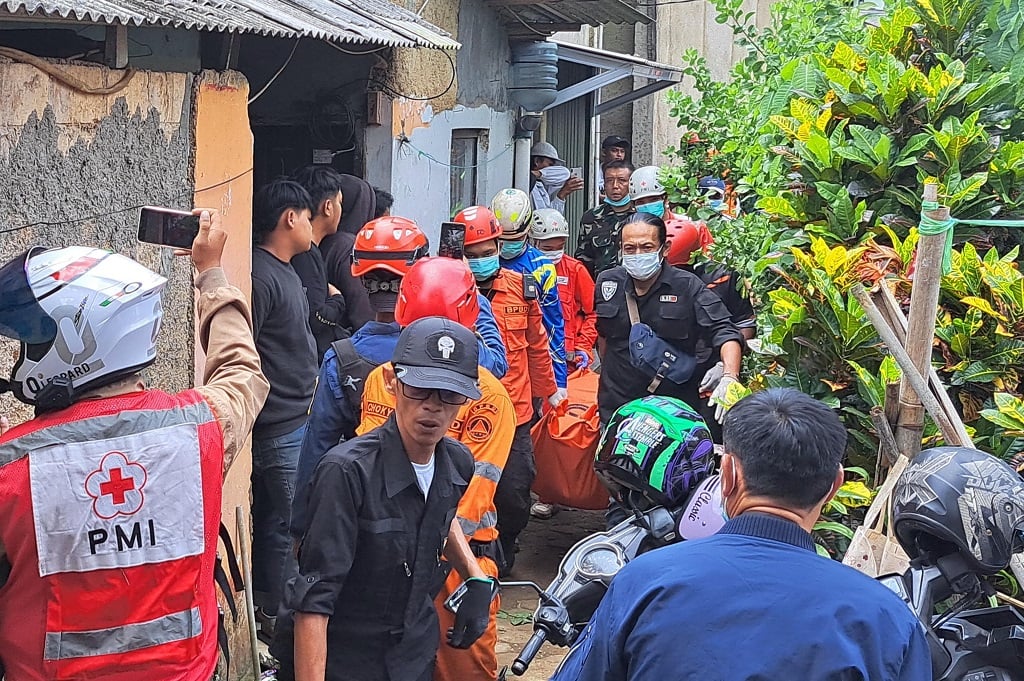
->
[236,506,261,681]
[851,285,961,444]
[894,184,949,459]
[870,406,900,469]
[871,284,974,448]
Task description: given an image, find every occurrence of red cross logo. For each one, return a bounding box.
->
[85,451,148,519]
[99,467,136,505]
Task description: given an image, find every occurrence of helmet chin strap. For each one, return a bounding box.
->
[0,377,10,395]
[34,376,75,414]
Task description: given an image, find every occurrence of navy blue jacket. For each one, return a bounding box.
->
[551,513,931,681]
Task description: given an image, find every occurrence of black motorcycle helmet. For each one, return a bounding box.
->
[893,447,1024,575]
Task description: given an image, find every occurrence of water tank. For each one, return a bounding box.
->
[509,41,559,112]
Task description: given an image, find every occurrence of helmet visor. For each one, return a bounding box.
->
[0,248,57,345]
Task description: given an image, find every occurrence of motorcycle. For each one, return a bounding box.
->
[499,503,683,677]
[879,550,1024,680]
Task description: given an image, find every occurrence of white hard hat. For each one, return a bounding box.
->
[529,208,570,240]
[0,246,166,409]
[530,141,564,164]
[489,188,533,238]
[629,165,666,201]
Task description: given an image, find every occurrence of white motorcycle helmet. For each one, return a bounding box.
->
[529,208,570,241]
[490,188,533,239]
[0,246,166,411]
[676,474,727,540]
[629,165,666,202]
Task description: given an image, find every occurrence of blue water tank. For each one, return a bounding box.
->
[510,41,559,112]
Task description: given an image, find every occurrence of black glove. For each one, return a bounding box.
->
[446,577,495,649]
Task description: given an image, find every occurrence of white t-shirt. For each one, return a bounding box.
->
[411,455,435,499]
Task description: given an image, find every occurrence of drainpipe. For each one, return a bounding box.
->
[514,135,532,191]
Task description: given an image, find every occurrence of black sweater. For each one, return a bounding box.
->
[252,247,318,439]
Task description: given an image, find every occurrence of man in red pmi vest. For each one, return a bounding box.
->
[0,210,270,680]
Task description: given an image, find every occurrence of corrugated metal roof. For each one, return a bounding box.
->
[0,0,460,49]
[503,0,650,28]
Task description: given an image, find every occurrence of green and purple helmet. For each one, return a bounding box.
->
[595,396,715,510]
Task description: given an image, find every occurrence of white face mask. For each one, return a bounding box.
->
[541,249,564,265]
[621,251,662,281]
[539,165,570,191]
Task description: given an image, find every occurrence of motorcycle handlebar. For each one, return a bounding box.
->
[511,629,548,676]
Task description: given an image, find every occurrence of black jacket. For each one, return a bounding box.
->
[273,415,473,681]
[594,262,742,421]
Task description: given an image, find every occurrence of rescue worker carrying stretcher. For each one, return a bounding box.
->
[488,189,568,405]
[356,257,517,681]
[457,205,559,575]
[292,216,508,537]
[0,211,270,680]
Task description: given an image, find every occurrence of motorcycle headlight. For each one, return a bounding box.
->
[576,543,626,580]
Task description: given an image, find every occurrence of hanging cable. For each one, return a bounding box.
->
[248,39,301,104]
[326,41,389,56]
[1,168,254,235]
[371,49,457,102]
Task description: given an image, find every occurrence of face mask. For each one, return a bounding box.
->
[539,165,570,190]
[635,201,666,219]
[604,194,631,208]
[540,249,564,265]
[467,254,500,280]
[499,239,527,260]
[621,251,663,281]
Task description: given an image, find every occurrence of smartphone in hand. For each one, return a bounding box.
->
[138,207,200,249]
[439,222,467,260]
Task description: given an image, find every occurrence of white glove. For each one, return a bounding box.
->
[708,375,739,424]
[548,388,569,408]
[698,362,725,395]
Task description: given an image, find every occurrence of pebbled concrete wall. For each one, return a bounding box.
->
[0,58,194,425]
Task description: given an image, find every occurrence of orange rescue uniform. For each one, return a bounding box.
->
[484,269,557,425]
[358,364,516,681]
[555,254,598,366]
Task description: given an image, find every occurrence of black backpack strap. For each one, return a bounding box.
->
[217,605,231,676]
[215,523,243,622]
[218,523,244,592]
[331,338,376,416]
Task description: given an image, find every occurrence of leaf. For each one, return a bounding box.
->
[814,520,855,539]
[961,296,1009,321]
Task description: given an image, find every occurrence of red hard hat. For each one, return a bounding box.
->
[351,216,430,278]
[395,257,481,328]
[454,206,502,247]
[666,218,713,266]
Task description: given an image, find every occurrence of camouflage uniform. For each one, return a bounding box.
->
[575,203,635,278]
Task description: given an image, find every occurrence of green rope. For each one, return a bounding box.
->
[919,199,1024,274]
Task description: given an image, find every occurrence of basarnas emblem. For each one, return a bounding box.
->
[343,375,362,392]
[438,335,456,359]
[602,281,618,301]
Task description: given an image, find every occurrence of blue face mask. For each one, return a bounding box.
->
[604,194,631,208]
[499,239,527,260]
[467,254,500,280]
[635,201,666,219]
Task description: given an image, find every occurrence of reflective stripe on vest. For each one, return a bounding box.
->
[0,400,215,468]
[458,509,498,537]
[474,460,502,483]
[44,606,202,660]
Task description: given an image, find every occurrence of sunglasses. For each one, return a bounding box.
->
[399,381,469,406]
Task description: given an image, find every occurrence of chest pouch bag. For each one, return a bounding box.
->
[625,291,696,393]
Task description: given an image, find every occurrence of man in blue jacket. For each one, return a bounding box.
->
[291,218,506,537]
[490,189,568,401]
[551,388,931,681]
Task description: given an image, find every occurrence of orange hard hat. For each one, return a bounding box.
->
[395,257,481,329]
[351,216,430,278]
[454,206,502,247]
[665,218,713,266]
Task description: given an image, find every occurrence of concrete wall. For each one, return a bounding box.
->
[365,0,516,244]
[366,99,515,247]
[644,0,771,165]
[192,68,258,680]
[0,58,194,425]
